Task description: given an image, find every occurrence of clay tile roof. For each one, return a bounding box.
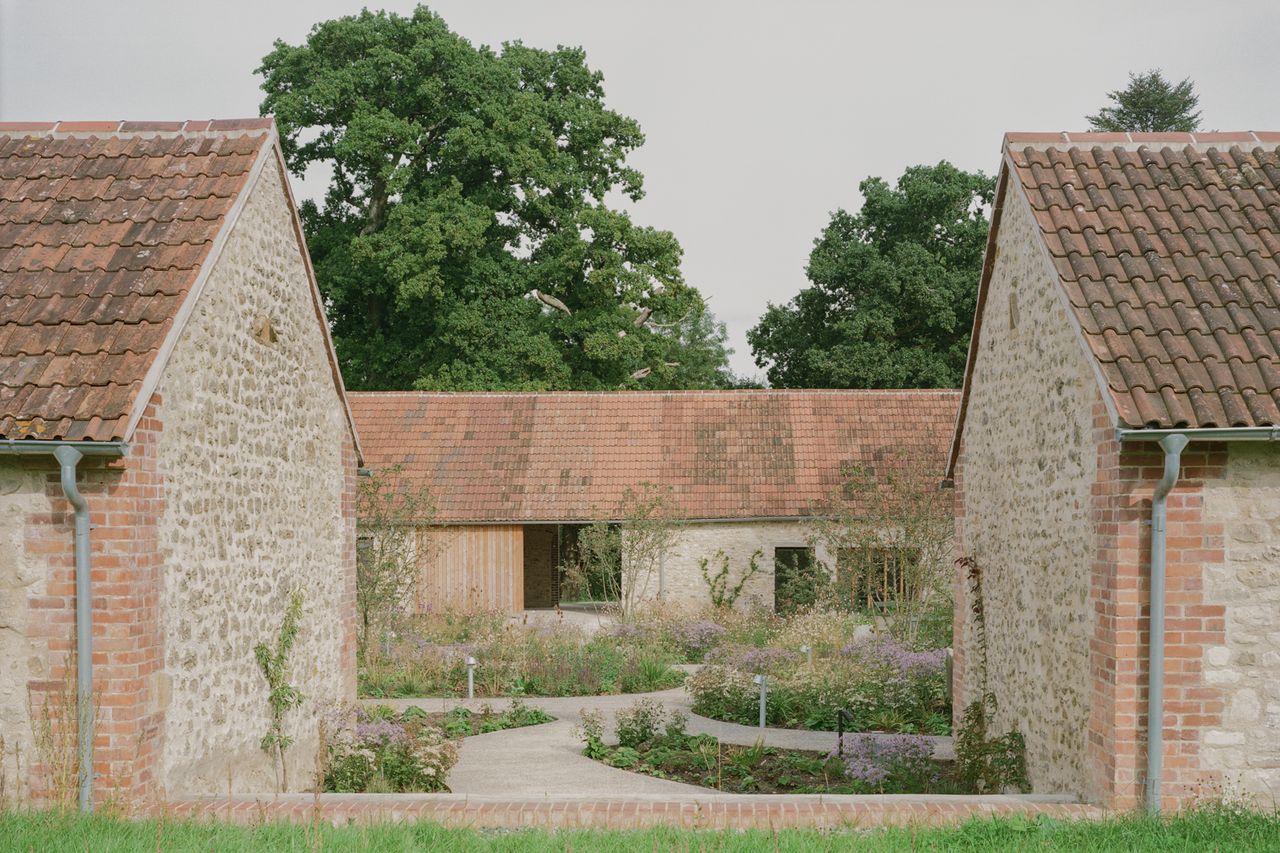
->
[1002,131,1280,429]
[0,119,274,440]
[349,390,960,523]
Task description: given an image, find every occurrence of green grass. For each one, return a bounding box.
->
[3,806,1277,851]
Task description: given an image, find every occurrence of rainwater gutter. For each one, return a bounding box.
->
[0,439,127,813]
[1115,426,1280,813]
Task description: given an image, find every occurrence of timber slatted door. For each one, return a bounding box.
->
[419,526,524,612]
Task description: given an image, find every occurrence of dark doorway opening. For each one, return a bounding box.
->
[523,524,560,608]
[774,546,818,614]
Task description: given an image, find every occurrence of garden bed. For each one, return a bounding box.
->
[578,699,963,795]
[687,634,951,735]
[322,700,554,793]
[359,609,684,698]
[432,700,555,737]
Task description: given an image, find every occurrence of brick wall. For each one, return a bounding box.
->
[1089,435,1227,810]
[21,402,166,806]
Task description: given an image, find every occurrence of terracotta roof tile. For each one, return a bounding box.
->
[350,390,959,523]
[0,119,272,440]
[1004,131,1280,428]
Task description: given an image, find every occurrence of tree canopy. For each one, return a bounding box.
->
[748,163,994,389]
[258,6,731,391]
[1086,70,1201,133]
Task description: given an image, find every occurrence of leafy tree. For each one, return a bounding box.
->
[258,6,728,390]
[560,483,681,618]
[356,464,435,661]
[748,163,994,389]
[806,449,955,647]
[1086,69,1201,133]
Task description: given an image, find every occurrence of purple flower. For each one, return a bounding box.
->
[840,636,946,680]
[676,620,726,652]
[435,643,478,662]
[736,646,800,673]
[607,622,651,641]
[830,734,935,788]
[354,719,409,746]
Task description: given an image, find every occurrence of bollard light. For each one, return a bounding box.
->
[800,643,812,668]
[752,674,767,729]
[465,656,477,700]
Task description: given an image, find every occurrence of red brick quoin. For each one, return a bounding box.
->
[24,400,167,804]
[1089,410,1227,811]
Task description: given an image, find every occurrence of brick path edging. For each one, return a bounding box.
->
[165,794,1105,831]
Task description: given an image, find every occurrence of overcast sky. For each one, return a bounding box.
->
[3,1,1279,379]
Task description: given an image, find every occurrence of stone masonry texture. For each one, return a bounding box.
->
[631,521,834,610]
[1200,443,1280,799]
[953,181,1101,798]
[154,158,356,796]
[956,144,1277,810]
[0,461,52,800]
[0,148,357,807]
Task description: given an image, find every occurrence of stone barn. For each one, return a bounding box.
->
[349,389,957,612]
[949,131,1280,811]
[0,119,361,807]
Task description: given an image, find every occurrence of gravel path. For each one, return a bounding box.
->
[372,682,953,798]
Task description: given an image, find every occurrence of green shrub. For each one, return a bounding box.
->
[575,709,609,759]
[688,635,949,734]
[438,699,555,737]
[607,746,642,768]
[954,693,1030,794]
[614,698,666,749]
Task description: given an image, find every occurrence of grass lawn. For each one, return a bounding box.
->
[2,807,1277,851]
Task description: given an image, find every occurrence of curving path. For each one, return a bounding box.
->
[372,681,953,798]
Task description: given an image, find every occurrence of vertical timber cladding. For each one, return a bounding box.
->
[419,525,524,611]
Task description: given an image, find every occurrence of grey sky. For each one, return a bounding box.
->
[3,1,1279,379]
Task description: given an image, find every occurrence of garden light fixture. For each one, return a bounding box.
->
[753,674,767,729]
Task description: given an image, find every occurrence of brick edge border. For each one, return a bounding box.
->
[164,795,1105,830]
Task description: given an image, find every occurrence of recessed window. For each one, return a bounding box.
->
[836,546,921,611]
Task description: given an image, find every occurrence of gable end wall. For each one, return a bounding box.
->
[153,154,356,795]
[952,183,1102,798]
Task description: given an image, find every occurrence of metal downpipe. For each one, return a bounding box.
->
[52,445,93,814]
[1146,432,1188,814]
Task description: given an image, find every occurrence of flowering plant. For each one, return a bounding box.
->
[688,634,949,733]
[830,734,937,791]
[324,705,458,792]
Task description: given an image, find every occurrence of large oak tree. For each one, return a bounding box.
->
[259,6,730,390]
[748,163,994,389]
